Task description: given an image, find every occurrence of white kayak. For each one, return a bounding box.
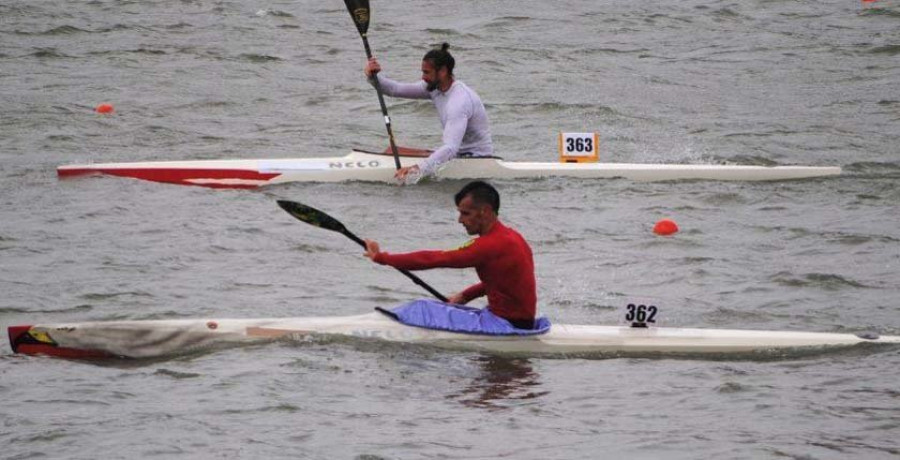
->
[57,149,842,189]
[9,311,898,360]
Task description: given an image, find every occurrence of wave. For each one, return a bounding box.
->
[168,99,236,111]
[710,8,748,21]
[237,53,283,63]
[487,101,618,117]
[290,243,332,253]
[424,28,461,36]
[165,22,192,30]
[860,7,900,18]
[27,48,70,59]
[154,368,202,379]
[760,225,899,245]
[0,304,93,314]
[486,16,532,26]
[39,25,89,35]
[844,161,900,176]
[867,45,900,56]
[16,24,134,36]
[255,9,294,18]
[130,48,166,55]
[709,154,779,166]
[79,291,154,301]
[770,272,869,290]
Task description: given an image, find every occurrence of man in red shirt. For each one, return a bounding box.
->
[364,181,537,329]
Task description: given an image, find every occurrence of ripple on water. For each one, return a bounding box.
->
[770,272,870,290]
[154,368,202,379]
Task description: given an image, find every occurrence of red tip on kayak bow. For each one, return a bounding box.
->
[8,325,32,354]
[8,325,114,359]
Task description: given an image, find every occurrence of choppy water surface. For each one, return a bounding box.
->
[2,0,899,458]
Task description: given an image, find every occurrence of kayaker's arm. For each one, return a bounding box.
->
[368,74,430,99]
[459,283,486,302]
[447,283,485,305]
[368,242,485,271]
[394,106,468,181]
[418,113,467,176]
[364,57,430,98]
[370,249,478,270]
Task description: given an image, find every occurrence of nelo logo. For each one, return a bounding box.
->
[329,160,381,169]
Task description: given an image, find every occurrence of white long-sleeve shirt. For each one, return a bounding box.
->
[369,74,493,176]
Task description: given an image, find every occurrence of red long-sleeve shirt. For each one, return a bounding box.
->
[373,221,536,321]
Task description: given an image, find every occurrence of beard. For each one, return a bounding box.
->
[426,80,438,92]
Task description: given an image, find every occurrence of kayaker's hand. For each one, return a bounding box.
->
[394,165,420,183]
[364,239,381,261]
[447,292,469,305]
[364,57,381,77]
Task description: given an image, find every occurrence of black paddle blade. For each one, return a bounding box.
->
[277,200,347,234]
[344,0,370,36]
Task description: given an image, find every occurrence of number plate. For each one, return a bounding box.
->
[558,132,599,163]
[625,303,659,328]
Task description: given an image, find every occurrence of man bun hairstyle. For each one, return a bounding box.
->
[455,181,500,214]
[423,42,455,76]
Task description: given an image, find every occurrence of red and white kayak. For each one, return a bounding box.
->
[57,149,842,189]
[8,311,897,360]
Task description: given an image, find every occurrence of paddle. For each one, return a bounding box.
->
[343,0,402,171]
[277,200,448,301]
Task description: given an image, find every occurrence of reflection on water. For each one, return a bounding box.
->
[449,356,548,411]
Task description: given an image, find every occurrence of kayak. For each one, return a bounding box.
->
[8,311,898,360]
[57,149,842,189]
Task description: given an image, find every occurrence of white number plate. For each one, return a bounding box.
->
[558,132,599,162]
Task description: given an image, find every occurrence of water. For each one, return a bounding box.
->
[2,0,899,458]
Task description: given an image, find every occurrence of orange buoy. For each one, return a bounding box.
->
[653,219,679,236]
[95,103,114,114]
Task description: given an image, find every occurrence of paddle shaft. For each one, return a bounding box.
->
[339,226,448,302]
[353,29,401,170]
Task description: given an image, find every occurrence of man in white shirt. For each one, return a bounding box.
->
[364,43,494,181]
